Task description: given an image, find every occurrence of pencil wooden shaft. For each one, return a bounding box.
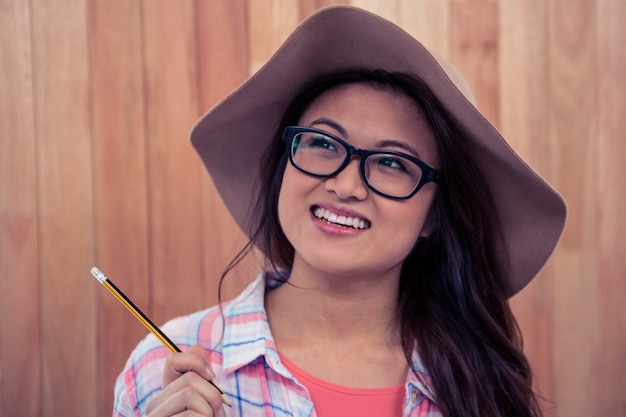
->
[102,279,181,353]
[98,274,230,406]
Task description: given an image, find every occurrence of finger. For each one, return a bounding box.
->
[147,384,212,416]
[175,372,225,414]
[148,372,225,417]
[162,345,214,387]
[171,345,226,406]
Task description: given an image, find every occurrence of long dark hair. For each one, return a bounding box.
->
[220,70,542,417]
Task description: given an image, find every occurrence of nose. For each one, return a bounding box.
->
[324,157,368,200]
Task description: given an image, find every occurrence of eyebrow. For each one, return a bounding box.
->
[374,140,421,159]
[309,117,422,158]
[310,118,347,137]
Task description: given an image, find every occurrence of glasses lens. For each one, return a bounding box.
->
[291,131,347,175]
[364,153,423,198]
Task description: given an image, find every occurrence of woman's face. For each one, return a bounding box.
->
[277,83,439,281]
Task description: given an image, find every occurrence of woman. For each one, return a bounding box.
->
[113,6,566,417]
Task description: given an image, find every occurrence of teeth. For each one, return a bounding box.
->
[313,207,370,230]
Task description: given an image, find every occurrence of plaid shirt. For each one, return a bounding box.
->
[113,274,442,416]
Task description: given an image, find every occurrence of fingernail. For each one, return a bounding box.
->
[205,366,215,379]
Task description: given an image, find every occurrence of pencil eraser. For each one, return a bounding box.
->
[90,266,107,283]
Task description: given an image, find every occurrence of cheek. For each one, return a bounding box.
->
[277,165,306,234]
[416,186,439,238]
[278,164,320,209]
[389,192,437,249]
[389,215,431,267]
[395,216,428,255]
[276,172,291,233]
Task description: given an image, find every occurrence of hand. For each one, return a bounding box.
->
[146,344,226,417]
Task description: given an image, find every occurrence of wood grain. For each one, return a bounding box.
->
[1,1,625,416]
[87,1,150,415]
[248,0,300,74]
[29,0,97,415]
[596,1,626,415]
[399,0,450,56]
[142,0,205,326]
[549,1,600,416]
[0,0,40,415]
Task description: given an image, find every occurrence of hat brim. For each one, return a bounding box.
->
[190,5,566,296]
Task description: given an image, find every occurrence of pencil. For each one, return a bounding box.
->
[90,266,231,407]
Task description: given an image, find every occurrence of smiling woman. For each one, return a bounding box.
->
[112,6,566,417]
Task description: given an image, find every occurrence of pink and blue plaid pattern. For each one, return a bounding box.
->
[113,275,442,416]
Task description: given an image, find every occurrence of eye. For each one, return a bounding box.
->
[376,155,408,171]
[308,135,337,151]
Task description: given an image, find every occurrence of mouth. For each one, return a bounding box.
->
[311,206,371,230]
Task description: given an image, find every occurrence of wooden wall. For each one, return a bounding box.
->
[1,0,624,416]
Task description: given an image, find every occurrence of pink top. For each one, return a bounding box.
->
[280,352,405,417]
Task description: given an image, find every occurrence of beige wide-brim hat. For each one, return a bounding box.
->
[191,5,566,296]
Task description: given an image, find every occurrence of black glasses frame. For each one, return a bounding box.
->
[282,126,441,200]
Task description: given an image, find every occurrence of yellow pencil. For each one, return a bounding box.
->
[90,266,231,407]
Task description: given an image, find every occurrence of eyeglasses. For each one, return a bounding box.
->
[282,126,441,199]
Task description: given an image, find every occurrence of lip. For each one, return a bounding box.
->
[310,204,371,234]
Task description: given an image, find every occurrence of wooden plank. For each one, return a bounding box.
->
[0,1,41,415]
[87,1,150,415]
[398,0,450,56]
[449,0,500,126]
[248,0,300,74]
[194,0,256,305]
[498,0,555,407]
[142,0,205,325]
[596,1,626,415]
[29,0,97,415]
[548,1,600,416]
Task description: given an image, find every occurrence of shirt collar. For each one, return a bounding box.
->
[406,350,437,404]
[220,274,277,373]
[219,273,437,405]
